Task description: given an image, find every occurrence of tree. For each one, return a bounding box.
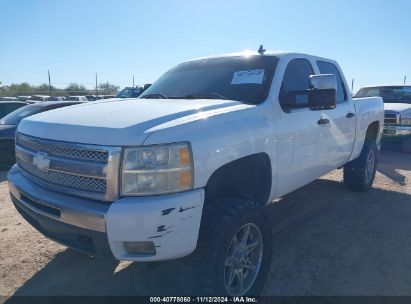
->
[98,82,119,94]
[65,83,87,95]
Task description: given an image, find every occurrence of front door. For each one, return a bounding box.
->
[275,58,327,197]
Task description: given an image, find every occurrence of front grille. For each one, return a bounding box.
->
[384,112,399,125]
[17,136,108,162]
[18,160,107,194]
[15,133,121,201]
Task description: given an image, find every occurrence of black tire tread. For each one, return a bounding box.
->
[343,141,378,192]
[180,198,272,295]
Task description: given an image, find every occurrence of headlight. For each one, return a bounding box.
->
[401,117,411,126]
[121,142,193,195]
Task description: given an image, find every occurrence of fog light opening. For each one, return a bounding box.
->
[124,241,156,255]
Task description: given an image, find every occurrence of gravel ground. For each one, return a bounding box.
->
[0,147,410,298]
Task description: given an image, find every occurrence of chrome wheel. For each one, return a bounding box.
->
[365,149,375,183]
[224,223,263,296]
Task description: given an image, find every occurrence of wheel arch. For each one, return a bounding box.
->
[365,121,380,143]
[204,152,272,206]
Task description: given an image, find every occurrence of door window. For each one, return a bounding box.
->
[279,59,314,111]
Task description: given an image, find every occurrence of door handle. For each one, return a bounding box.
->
[346,112,355,118]
[317,118,330,125]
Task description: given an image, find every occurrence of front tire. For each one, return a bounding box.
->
[402,138,411,153]
[343,141,378,191]
[180,198,273,296]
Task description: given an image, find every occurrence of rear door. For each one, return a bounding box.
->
[317,61,355,168]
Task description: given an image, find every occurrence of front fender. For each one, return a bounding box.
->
[143,105,276,191]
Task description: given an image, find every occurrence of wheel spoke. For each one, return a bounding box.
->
[232,235,239,249]
[225,254,235,267]
[236,269,244,292]
[240,226,251,247]
[243,258,256,271]
[226,268,236,288]
[244,241,259,255]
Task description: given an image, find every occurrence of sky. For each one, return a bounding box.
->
[1,0,410,93]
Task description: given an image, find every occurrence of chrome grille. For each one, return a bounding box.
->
[15,133,121,201]
[17,135,108,162]
[18,159,106,193]
[384,112,399,125]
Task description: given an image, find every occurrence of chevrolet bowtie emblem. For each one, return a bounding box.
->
[32,152,50,172]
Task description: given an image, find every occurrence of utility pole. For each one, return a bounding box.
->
[351,78,354,93]
[95,73,98,98]
[48,70,52,99]
[405,75,407,85]
[133,75,135,87]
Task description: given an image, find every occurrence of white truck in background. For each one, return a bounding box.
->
[8,49,383,296]
[355,85,411,152]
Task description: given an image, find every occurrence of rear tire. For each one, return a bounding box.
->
[0,140,15,170]
[180,198,273,296]
[343,141,378,191]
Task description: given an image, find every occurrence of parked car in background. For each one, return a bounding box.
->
[50,96,64,101]
[0,97,17,101]
[355,85,411,152]
[65,96,88,101]
[0,101,84,169]
[115,85,151,99]
[96,95,115,100]
[7,50,383,295]
[86,95,97,101]
[0,101,27,119]
[26,95,51,103]
[97,95,116,100]
[16,96,32,102]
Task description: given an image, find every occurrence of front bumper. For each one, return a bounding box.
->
[383,125,411,137]
[8,165,205,261]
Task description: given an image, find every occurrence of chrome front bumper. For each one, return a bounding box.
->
[8,165,108,232]
[383,125,411,137]
[8,165,205,261]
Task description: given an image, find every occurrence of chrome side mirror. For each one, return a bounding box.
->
[308,74,337,110]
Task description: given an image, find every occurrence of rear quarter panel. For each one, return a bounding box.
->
[350,97,384,160]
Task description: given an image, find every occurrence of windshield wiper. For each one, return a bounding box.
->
[141,93,168,99]
[171,93,227,100]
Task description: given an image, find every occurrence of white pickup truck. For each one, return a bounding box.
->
[355,85,411,152]
[8,50,383,296]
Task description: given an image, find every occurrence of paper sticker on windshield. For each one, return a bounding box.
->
[231,69,265,85]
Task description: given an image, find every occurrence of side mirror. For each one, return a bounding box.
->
[308,74,337,110]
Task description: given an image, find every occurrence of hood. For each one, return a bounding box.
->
[18,98,252,146]
[384,103,411,113]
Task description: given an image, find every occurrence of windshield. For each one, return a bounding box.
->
[0,104,44,125]
[355,86,411,104]
[116,88,142,98]
[140,55,278,104]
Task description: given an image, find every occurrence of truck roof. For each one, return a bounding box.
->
[189,50,335,63]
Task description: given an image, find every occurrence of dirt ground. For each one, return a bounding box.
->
[0,146,410,298]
